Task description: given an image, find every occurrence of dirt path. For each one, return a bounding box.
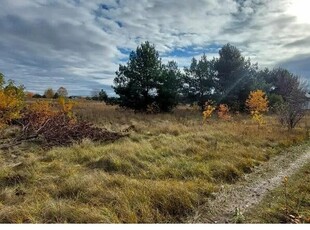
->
[189,144,310,223]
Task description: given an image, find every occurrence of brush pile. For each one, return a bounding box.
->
[1,100,126,149]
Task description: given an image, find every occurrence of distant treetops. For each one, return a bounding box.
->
[44,87,68,99]
[25,87,69,99]
[113,41,307,115]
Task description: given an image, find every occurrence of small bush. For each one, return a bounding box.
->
[0,78,25,128]
[203,101,216,122]
[217,104,231,120]
[246,90,269,126]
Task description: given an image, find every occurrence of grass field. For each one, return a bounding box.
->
[0,101,309,223]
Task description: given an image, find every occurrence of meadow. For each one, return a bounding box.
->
[0,100,309,223]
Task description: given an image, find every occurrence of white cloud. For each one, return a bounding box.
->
[0,0,309,95]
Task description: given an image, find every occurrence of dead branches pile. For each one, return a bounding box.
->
[18,112,125,147]
[1,100,126,149]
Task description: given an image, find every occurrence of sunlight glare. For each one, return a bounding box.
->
[287,0,310,24]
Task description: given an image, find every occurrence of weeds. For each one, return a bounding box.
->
[282,176,289,217]
[232,207,245,223]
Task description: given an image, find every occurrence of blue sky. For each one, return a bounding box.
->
[0,0,310,96]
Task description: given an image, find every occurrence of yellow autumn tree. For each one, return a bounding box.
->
[203,101,216,122]
[57,96,76,118]
[246,90,269,126]
[0,75,25,128]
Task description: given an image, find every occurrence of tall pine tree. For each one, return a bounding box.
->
[114,41,162,111]
[114,41,180,112]
[184,54,216,110]
[214,43,256,111]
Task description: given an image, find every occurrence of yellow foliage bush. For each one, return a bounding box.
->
[0,79,25,128]
[203,102,215,122]
[251,110,265,126]
[57,97,76,118]
[246,90,269,113]
[246,90,269,126]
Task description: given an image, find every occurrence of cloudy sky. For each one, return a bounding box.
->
[0,0,310,95]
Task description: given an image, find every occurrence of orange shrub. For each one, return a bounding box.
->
[217,104,231,120]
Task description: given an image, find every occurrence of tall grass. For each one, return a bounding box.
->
[0,102,308,223]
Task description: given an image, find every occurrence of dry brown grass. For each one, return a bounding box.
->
[0,101,309,223]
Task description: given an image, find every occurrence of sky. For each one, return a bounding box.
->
[0,0,310,96]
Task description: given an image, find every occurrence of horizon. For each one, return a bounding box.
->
[0,0,310,96]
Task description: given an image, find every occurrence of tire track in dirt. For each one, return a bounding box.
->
[189,144,310,223]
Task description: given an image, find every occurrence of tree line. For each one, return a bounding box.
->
[1,41,308,130]
[29,87,69,99]
[110,41,308,117]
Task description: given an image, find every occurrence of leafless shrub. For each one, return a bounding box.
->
[276,79,308,130]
